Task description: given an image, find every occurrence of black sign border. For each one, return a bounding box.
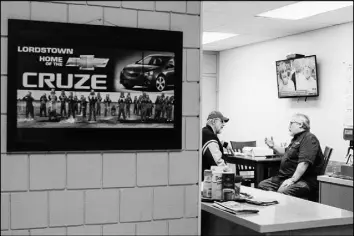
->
[7,19,183,152]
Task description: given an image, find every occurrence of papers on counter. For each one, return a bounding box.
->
[212,201,259,214]
[245,197,279,206]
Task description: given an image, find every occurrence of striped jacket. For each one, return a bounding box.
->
[202,125,227,180]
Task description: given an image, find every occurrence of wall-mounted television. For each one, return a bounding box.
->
[276,55,319,98]
[7,19,182,152]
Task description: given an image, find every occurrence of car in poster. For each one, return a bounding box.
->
[120,54,175,91]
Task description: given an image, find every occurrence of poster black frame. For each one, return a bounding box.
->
[7,19,183,152]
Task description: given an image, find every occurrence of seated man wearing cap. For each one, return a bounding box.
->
[202,111,234,180]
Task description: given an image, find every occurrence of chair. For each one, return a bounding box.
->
[230,141,257,153]
[230,141,257,187]
[308,146,333,202]
[320,146,333,175]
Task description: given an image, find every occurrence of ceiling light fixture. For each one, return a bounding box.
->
[256,1,353,20]
[202,32,238,44]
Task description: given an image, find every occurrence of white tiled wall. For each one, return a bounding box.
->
[30,227,66,235]
[1,76,6,113]
[1,1,30,35]
[11,192,47,229]
[31,2,67,22]
[136,221,168,235]
[121,1,155,11]
[120,188,153,222]
[104,8,137,28]
[155,2,186,13]
[49,191,84,226]
[138,11,169,30]
[0,1,201,235]
[103,223,135,235]
[1,37,7,75]
[30,154,66,190]
[85,190,119,224]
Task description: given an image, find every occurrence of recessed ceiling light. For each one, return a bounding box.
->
[257,1,353,20]
[203,32,238,44]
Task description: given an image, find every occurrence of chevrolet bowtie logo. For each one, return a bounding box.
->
[66,55,109,70]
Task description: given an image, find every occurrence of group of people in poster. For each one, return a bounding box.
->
[277,57,317,93]
[20,89,174,123]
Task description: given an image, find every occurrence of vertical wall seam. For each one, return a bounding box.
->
[134,153,138,187]
[102,7,106,25]
[29,1,32,20]
[101,7,104,25]
[9,193,11,230]
[167,219,170,235]
[116,189,119,224]
[47,191,50,228]
[65,153,68,190]
[100,153,103,189]
[136,10,139,28]
[184,117,186,151]
[66,3,69,23]
[135,153,138,187]
[27,154,30,192]
[167,152,170,186]
[83,190,86,225]
[151,187,154,221]
[183,185,186,218]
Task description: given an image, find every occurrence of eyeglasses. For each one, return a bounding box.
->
[289,121,301,126]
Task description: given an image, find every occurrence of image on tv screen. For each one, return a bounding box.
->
[276,55,318,98]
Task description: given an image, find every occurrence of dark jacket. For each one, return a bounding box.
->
[202,125,225,180]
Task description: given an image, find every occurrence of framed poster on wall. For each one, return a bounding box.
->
[7,19,183,152]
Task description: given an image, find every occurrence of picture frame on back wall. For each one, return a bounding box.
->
[7,19,183,152]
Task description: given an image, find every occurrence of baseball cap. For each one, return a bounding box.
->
[207,111,229,123]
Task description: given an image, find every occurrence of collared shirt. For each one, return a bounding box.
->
[278,131,324,183]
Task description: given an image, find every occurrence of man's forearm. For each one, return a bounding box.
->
[291,162,309,182]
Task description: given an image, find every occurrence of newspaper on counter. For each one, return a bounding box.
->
[245,197,279,206]
[212,201,259,214]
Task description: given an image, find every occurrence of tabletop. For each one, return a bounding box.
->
[224,154,282,163]
[201,186,353,233]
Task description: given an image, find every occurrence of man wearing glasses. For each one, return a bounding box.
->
[202,111,234,180]
[258,113,324,199]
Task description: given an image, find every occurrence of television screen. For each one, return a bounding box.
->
[276,55,319,98]
[7,19,182,152]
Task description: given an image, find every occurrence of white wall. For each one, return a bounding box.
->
[1,1,201,235]
[201,51,219,124]
[218,22,353,162]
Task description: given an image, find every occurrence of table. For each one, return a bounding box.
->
[317,175,353,211]
[201,186,353,235]
[224,155,281,188]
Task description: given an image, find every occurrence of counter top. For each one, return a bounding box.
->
[317,175,353,187]
[201,186,353,233]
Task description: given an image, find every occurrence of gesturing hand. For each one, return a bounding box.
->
[265,136,275,148]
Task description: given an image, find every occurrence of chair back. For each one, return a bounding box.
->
[230,141,257,179]
[230,141,257,152]
[320,146,333,175]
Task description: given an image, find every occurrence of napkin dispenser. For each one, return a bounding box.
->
[243,147,274,157]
